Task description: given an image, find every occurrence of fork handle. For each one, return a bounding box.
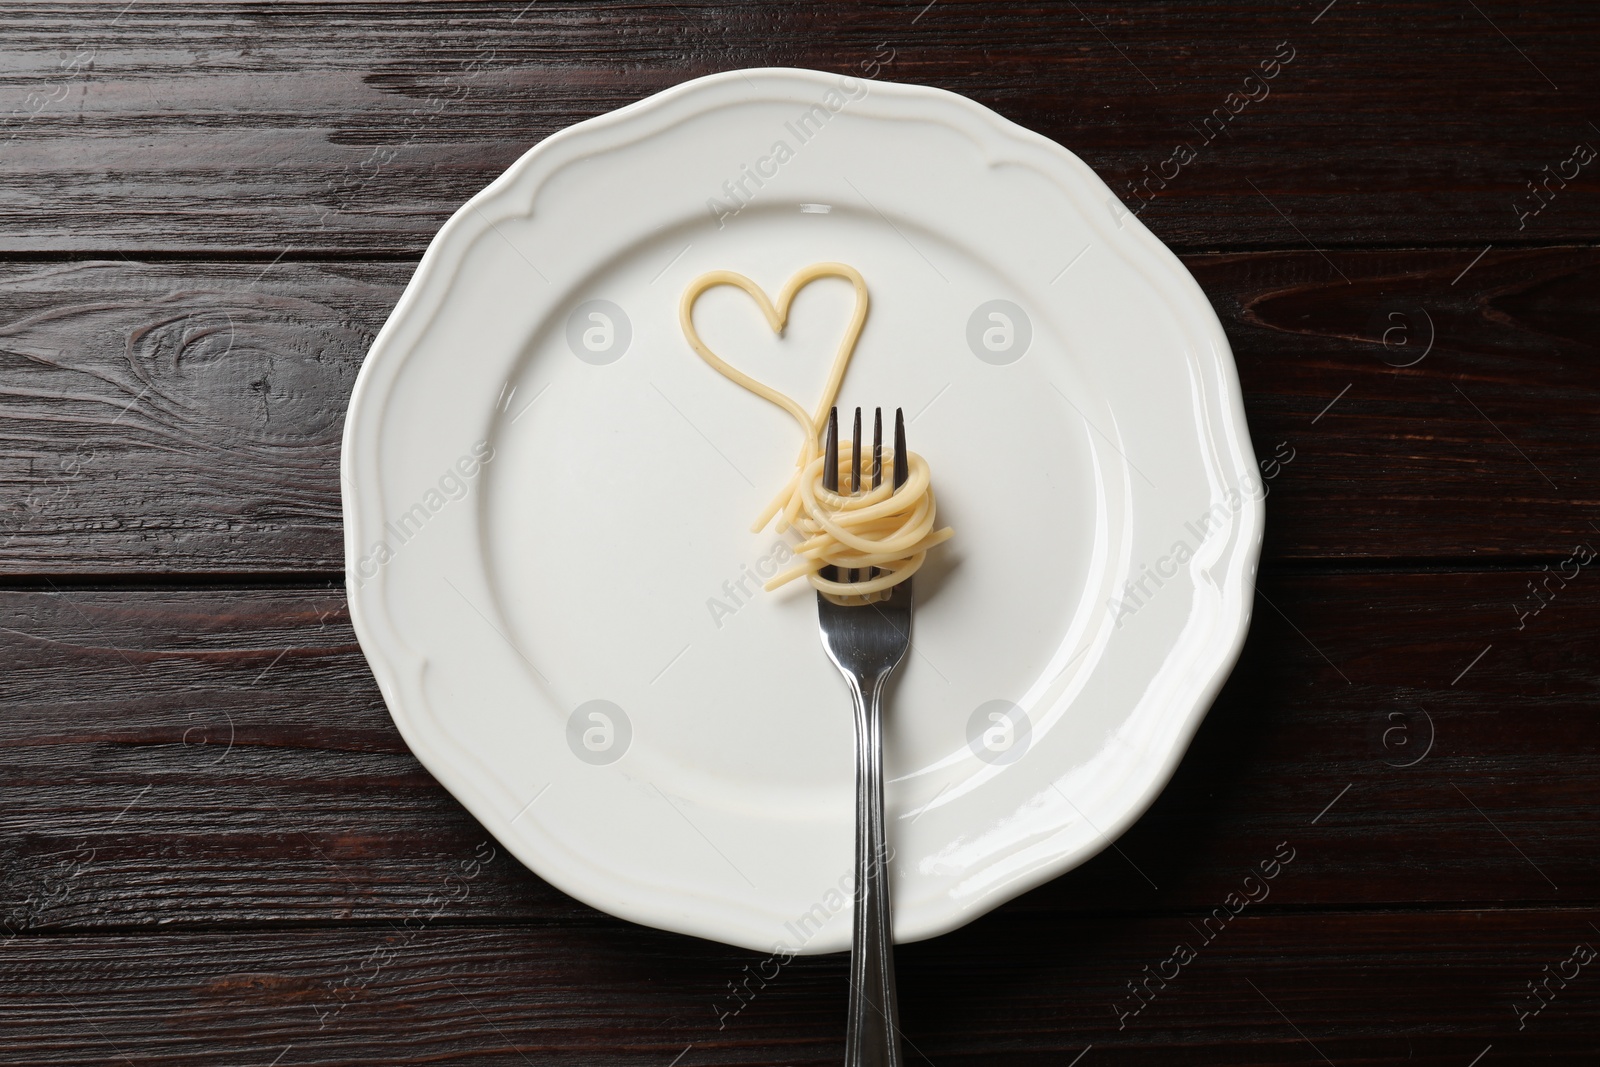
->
[845,675,903,1067]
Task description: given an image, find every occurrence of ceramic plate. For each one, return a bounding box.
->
[342,67,1262,955]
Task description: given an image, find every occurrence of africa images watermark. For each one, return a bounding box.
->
[1513,140,1595,231]
[1108,445,1291,629]
[705,74,870,229]
[712,845,897,1030]
[1111,40,1296,226]
[0,842,97,939]
[319,44,499,225]
[704,539,797,630]
[1113,840,1297,1030]
[1515,938,1595,1031]
[350,440,494,586]
[1512,541,1594,631]
[0,44,95,160]
[312,840,499,1029]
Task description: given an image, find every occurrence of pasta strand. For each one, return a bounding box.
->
[679,263,952,600]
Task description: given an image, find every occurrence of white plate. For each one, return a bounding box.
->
[342,68,1263,955]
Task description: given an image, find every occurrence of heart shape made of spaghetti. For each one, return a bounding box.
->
[678,262,869,447]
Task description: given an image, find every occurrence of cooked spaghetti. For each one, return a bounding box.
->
[678,262,953,598]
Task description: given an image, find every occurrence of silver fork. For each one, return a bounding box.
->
[816,405,910,1067]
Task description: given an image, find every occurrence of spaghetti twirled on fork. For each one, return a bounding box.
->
[678,262,953,599]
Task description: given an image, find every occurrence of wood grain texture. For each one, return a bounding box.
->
[1,248,1596,574]
[0,912,1597,1065]
[0,261,384,572]
[0,2,1596,254]
[2,2,1598,1063]
[1,570,1594,932]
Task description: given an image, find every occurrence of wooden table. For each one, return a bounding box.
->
[2,3,1596,1063]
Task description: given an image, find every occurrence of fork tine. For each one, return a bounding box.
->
[869,409,883,586]
[823,406,839,493]
[823,408,838,585]
[849,407,863,586]
[851,407,862,495]
[872,408,883,491]
[893,407,907,489]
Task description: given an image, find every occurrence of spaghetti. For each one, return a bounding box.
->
[679,262,953,599]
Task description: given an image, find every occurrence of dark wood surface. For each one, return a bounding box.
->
[1,3,1596,1064]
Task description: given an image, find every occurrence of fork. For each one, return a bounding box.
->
[816,405,911,1067]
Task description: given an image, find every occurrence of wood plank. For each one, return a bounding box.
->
[1209,244,1600,562]
[2,249,1596,574]
[0,910,1596,1064]
[0,261,386,573]
[0,2,1596,254]
[1,569,1595,933]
